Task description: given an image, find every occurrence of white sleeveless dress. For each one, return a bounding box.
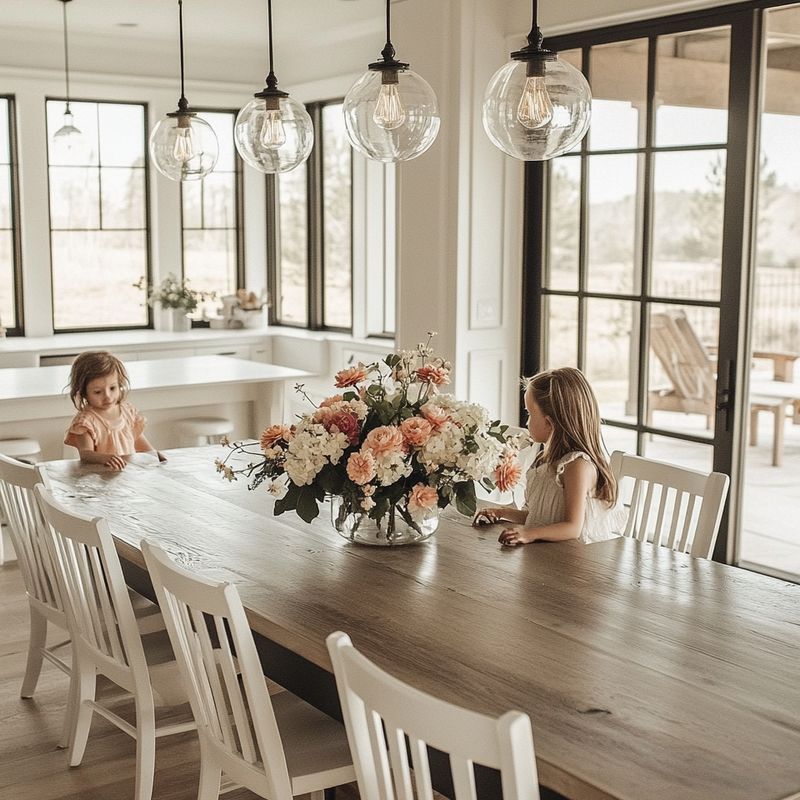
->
[523,451,627,544]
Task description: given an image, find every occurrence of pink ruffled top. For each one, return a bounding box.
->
[64,402,146,456]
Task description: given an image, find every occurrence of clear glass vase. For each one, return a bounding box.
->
[331,496,439,546]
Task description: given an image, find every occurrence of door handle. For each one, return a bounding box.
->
[716,358,736,432]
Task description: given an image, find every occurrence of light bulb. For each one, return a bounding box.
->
[260,109,286,149]
[517,76,554,130]
[172,125,196,163]
[373,83,405,130]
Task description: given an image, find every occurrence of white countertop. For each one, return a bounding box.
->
[0,355,308,402]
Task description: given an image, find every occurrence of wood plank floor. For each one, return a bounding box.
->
[0,562,361,800]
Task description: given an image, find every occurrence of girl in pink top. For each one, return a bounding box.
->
[64,351,166,471]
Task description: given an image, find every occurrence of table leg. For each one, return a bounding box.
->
[750,406,759,447]
[772,402,786,468]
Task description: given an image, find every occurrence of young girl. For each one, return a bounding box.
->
[64,351,165,471]
[473,367,625,546]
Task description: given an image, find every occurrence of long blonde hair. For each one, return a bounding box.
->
[69,351,130,410]
[525,367,617,505]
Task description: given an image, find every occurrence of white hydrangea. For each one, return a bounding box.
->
[284,423,349,486]
[455,434,505,480]
[418,421,464,471]
[373,449,413,486]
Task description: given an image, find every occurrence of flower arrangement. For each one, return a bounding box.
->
[134,274,214,313]
[215,334,526,539]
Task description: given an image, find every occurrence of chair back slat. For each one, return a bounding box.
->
[327,632,540,800]
[34,486,149,689]
[142,541,294,800]
[610,451,729,559]
[0,457,64,616]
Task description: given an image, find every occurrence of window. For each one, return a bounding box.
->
[270,100,352,330]
[181,110,243,315]
[0,96,22,335]
[46,99,149,331]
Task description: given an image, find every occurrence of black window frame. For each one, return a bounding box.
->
[45,96,152,333]
[178,106,245,328]
[0,95,24,336]
[267,98,354,332]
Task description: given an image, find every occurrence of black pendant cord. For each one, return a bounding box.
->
[267,0,277,85]
[380,0,396,63]
[177,0,189,113]
[61,0,72,113]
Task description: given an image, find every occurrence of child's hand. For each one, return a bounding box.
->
[472,507,504,527]
[102,454,127,471]
[498,527,536,547]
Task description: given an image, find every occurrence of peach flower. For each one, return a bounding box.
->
[319,394,344,408]
[363,426,405,457]
[415,365,450,386]
[335,365,368,388]
[260,424,293,451]
[494,455,522,493]
[407,483,439,513]
[328,411,360,445]
[347,450,376,485]
[420,402,451,430]
[400,417,433,448]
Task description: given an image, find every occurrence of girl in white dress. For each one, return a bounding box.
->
[473,367,626,546]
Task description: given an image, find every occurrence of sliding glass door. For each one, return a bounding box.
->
[523,3,798,578]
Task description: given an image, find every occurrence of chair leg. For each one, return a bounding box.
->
[133,695,157,800]
[197,752,222,800]
[68,664,97,766]
[20,605,47,698]
[58,651,79,749]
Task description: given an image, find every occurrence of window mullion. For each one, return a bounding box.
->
[307,104,324,329]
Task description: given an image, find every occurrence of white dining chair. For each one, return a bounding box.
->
[34,486,194,800]
[326,631,540,800]
[610,450,730,559]
[141,540,356,800]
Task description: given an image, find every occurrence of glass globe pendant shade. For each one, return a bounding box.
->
[483,57,591,161]
[343,68,440,163]
[51,107,87,164]
[234,94,314,174]
[149,112,219,181]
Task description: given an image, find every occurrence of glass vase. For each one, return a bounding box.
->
[331,496,439,546]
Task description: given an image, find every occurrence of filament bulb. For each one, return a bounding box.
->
[373,83,405,130]
[517,76,554,130]
[260,109,286,149]
[172,126,196,163]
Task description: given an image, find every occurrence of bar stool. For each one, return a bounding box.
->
[0,438,41,564]
[174,416,233,446]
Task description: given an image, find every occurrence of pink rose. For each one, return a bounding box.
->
[408,483,439,513]
[319,394,344,408]
[363,426,405,457]
[494,455,522,493]
[400,417,433,448]
[328,411,360,445]
[260,424,293,451]
[347,450,376,485]
[420,403,450,430]
[335,365,368,388]
[415,365,450,386]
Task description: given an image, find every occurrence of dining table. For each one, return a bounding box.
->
[42,447,800,800]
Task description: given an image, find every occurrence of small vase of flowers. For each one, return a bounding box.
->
[135,274,215,331]
[216,334,526,545]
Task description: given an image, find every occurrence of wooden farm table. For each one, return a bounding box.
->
[43,448,800,800]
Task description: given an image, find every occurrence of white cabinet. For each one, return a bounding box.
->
[193,345,251,360]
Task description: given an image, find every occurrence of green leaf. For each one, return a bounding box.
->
[274,483,300,516]
[454,481,477,517]
[296,486,321,523]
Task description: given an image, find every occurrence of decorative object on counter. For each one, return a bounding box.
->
[482,0,591,161]
[134,274,215,332]
[149,0,219,182]
[51,0,84,164]
[216,333,526,545]
[211,289,270,330]
[234,0,314,174]
[342,0,440,163]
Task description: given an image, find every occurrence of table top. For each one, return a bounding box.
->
[749,379,800,401]
[43,448,800,800]
[0,355,307,402]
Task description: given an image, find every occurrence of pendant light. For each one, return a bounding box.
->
[149,0,219,182]
[234,0,314,174]
[342,0,440,163]
[482,0,591,161]
[52,0,82,155]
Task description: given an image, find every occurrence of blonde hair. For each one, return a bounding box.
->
[69,351,130,410]
[524,367,617,505]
